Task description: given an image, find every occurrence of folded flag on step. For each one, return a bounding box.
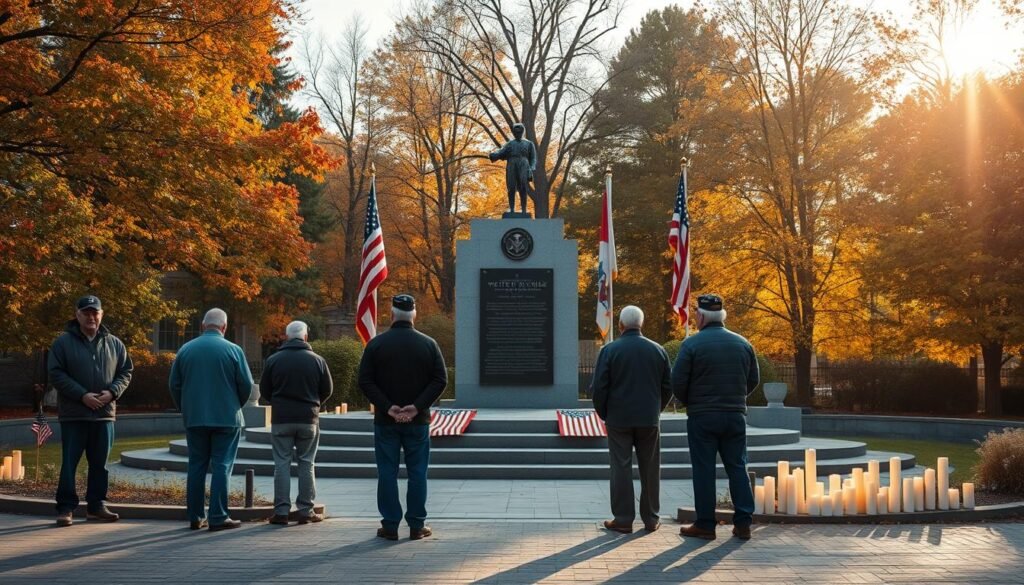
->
[556,409,607,437]
[429,409,477,437]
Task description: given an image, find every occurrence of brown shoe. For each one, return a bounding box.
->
[732,525,751,540]
[208,518,242,532]
[268,515,290,525]
[679,524,716,540]
[87,507,119,522]
[376,527,399,541]
[603,520,633,534]
[297,512,324,524]
[644,522,661,533]
[410,526,432,540]
[56,513,73,527]
[190,519,208,530]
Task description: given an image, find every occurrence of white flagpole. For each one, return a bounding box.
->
[682,157,690,339]
[606,164,614,344]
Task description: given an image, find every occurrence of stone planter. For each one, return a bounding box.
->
[764,382,788,407]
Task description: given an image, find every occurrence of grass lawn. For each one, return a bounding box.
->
[3,434,181,480]
[836,435,980,486]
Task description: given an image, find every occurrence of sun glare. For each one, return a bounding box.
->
[939,5,1017,79]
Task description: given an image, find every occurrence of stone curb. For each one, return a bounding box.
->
[0,494,324,522]
[677,502,1024,524]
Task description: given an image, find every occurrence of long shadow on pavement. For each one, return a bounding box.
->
[0,523,190,572]
[602,535,727,583]
[470,529,636,584]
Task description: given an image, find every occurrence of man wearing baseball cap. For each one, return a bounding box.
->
[48,295,133,527]
[673,294,759,541]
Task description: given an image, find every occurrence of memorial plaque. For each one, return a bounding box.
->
[479,268,554,385]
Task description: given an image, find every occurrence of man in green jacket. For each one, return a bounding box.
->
[673,294,759,541]
[49,295,133,527]
[169,308,253,532]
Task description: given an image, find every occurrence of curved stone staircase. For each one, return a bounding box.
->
[120,410,915,479]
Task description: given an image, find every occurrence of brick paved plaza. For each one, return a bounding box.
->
[1,512,1021,584]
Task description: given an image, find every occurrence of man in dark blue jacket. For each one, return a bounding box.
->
[591,305,672,534]
[48,295,133,527]
[260,320,333,525]
[673,294,759,540]
[359,294,447,541]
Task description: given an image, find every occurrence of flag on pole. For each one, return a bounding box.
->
[595,167,617,341]
[556,409,607,437]
[31,410,52,447]
[429,409,477,437]
[668,163,692,327]
[355,171,388,344]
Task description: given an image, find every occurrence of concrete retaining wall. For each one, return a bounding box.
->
[804,414,1024,443]
[0,412,184,448]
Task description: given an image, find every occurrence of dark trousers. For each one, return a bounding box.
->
[185,426,241,525]
[56,421,114,514]
[374,424,430,531]
[687,411,755,531]
[607,425,661,527]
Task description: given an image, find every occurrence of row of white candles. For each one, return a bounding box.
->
[753,450,976,516]
[328,403,376,414]
[1,450,26,481]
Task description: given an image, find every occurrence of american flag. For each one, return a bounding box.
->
[556,409,607,437]
[668,167,691,327]
[429,409,477,437]
[595,169,617,341]
[355,174,388,345]
[31,410,53,447]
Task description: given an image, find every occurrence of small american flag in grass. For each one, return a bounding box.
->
[429,409,476,437]
[556,410,607,437]
[31,410,53,447]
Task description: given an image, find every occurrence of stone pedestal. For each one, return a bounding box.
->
[452,218,579,409]
[242,383,270,428]
[748,382,801,430]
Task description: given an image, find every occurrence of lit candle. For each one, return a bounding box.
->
[962,483,975,510]
[889,457,902,514]
[877,488,888,514]
[831,490,843,516]
[949,488,960,510]
[924,468,936,510]
[12,451,22,477]
[902,478,914,513]
[341,402,348,414]
[843,487,857,515]
[334,406,341,414]
[18,466,24,481]
[816,481,825,500]
[866,481,877,515]
[777,461,790,513]
[867,460,880,492]
[370,403,375,414]
[754,485,765,514]
[937,457,950,510]
[786,474,798,515]
[829,474,841,495]
[805,449,817,501]
[913,477,925,512]
[794,468,806,514]
[764,476,776,514]
[808,493,821,516]
[1,456,10,480]
[0,463,5,481]
[821,494,833,516]
[853,468,867,514]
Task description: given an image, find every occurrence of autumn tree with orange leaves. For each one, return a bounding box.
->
[0,0,333,350]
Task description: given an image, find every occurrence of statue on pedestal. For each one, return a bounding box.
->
[489,122,537,215]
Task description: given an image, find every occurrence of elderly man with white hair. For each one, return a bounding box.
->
[590,305,673,534]
[673,294,760,541]
[169,308,253,532]
[259,320,333,525]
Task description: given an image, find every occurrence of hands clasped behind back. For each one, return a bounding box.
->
[387,404,420,423]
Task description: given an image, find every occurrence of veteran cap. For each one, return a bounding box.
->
[697,294,723,311]
[392,294,416,311]
[76,295,102,311]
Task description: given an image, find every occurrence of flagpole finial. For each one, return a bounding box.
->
[680,157,689,171]
[605,164,612,176]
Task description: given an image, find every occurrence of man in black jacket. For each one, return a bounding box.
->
[48,295,133,527]
[590,305,672,534]
[260,320,333,525]
[358,295,447,541]
[673,294,759,541]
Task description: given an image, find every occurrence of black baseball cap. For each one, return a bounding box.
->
[76,295,102,311]
[697,294,723,311]
[392,294,415,311]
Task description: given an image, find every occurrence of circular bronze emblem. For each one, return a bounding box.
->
[501,228,533,261]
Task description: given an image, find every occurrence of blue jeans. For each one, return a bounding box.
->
[185,426,241,525]
[374,424,430,531]
[56,421,114,514]
[687,411,755,531]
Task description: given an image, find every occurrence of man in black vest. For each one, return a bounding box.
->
[673,294,759,540]
[359,295,447,541]
[591,305,673,534]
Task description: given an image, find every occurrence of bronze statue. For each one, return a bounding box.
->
[489,123,537,214]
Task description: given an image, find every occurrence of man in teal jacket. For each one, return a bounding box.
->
[169,308,253,532]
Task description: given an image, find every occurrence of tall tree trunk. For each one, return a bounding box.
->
[794,344,813,407]
[980,341,1004,416]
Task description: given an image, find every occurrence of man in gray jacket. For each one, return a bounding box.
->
[673,294,759,540]
[591,305,672,534]
[260,320,333,525]
[48,295,133,527]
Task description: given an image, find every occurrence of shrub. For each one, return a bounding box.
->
[973,428,1024,495]
[1002,385,1024,416]
[309,338,365,410]
[416,313,455,366]
[827,359,976,415]
[119,350,176,410]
